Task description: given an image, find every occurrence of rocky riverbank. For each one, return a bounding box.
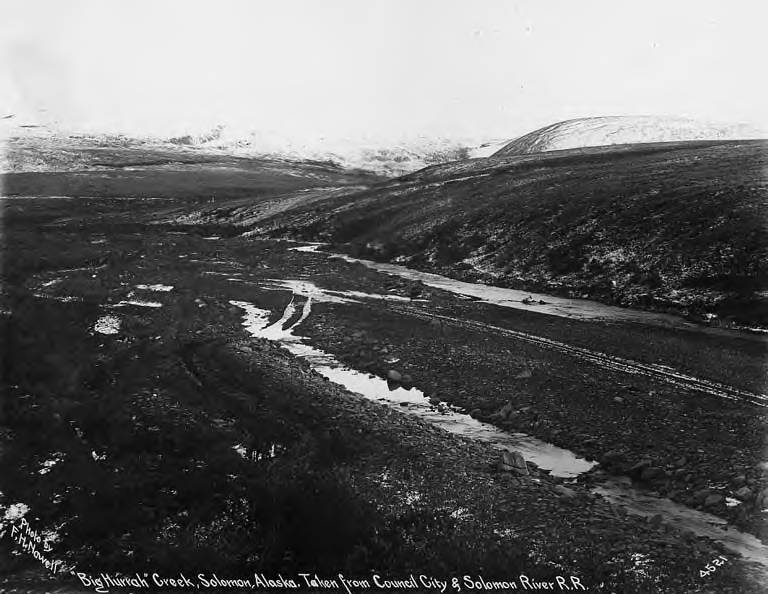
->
[171,335,768,593]
[281,267,768,545]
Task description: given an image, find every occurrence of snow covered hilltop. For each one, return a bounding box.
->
[493,115,766,157]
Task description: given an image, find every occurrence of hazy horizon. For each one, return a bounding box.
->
[3,0,767,148]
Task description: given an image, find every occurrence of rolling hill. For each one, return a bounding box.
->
[493,116,766,157]
[1,135,381,200]
[179,139,768,329]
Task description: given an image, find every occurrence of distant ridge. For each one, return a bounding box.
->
[493,116,767,157]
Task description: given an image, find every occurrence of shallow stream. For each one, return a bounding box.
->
[230,290,768,570]
[293,243,767,340]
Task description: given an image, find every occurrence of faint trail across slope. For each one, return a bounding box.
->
[237,267,768,408]
[392,305,768,408]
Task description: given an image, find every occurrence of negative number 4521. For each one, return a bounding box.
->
[700,556,728,578]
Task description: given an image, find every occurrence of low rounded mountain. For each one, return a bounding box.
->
[493,115,766,157]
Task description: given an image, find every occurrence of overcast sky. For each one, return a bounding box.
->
[2,0,766,145]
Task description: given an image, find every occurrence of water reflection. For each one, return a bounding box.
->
[230,297,595,478]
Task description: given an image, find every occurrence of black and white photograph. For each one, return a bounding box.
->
[1,1,767,592]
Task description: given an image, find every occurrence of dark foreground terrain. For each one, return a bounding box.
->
[1,140,767,593]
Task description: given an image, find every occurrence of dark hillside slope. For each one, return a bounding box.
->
[252,140,768,328]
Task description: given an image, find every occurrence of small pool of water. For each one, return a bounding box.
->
[230,296,594,478]
[291,243,766,341]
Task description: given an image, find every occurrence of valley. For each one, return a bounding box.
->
[1,135,767,593]
[167,139,768,332]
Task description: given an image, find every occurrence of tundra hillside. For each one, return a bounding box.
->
[182,140,768,329]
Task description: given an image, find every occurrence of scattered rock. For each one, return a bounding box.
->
[613,396,624,404]
[554,485,576,498]
[497,402,515,419]
[628,459,652,479]
[498,450,529,475]
[514,368,532,379]
[500,476,521,487]
[386,379,401,391]
[703,494,724,508]
[692,488,711,502]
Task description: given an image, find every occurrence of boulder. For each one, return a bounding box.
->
[387,370,402,383]
[704,493,724,508]
[734,486,753,501]
[554,485,576,498]
[408,284,423,299]
[498,450,529,475]
[628,459,652,479]
[498,402,515,419]
[514,368,532,379]
[500,415,519,427]
[692,488,711,502]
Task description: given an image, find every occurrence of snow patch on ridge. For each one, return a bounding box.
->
[493,116,767,157]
